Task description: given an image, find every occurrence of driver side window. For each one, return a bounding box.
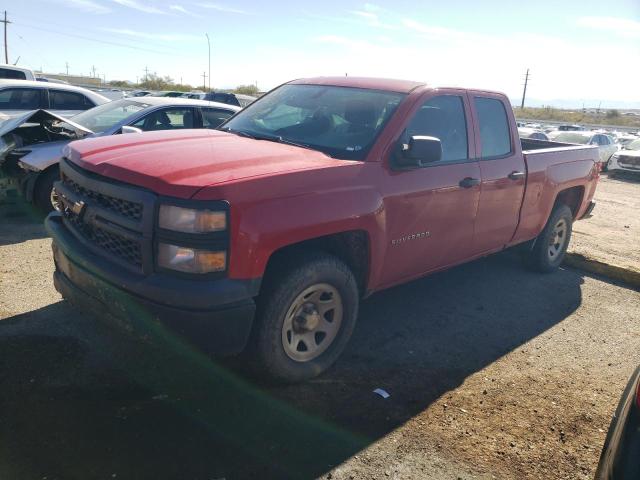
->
[403,95,468,163]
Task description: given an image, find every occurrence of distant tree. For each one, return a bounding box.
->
[234,84,259,95]
[108,80,129,87]
[606,109,620,119]
[137,73,193,92]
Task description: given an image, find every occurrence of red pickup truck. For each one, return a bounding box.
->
[46,77,599,382]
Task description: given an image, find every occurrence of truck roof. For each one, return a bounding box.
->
[289,76,426,94]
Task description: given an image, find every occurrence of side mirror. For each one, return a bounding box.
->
[121,126,143,135]
[397,135,442,167]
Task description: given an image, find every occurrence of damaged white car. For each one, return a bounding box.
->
[0,97,240,211]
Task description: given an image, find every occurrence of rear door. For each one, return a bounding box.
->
[381,90,481,285]
[470,93,527,254]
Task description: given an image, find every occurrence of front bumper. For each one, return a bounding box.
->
[46,212,259,356]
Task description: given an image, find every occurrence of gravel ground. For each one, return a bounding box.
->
[570,173,640,274]
[1,199,639,480]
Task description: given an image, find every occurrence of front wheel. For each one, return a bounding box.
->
[248,252,359,383]
[33,167,60,213]
[524,204,573,273]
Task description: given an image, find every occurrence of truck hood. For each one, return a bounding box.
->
[65,129,351,198]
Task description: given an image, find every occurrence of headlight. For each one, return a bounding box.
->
[158,205,226,233]
[157,243,226,273]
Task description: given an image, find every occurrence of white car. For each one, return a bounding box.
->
[607,138,640,176]
[0,64,37,81]
[0,80,110,119]
[547,131,618,166]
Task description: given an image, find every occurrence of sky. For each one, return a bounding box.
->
[4,0,640,107]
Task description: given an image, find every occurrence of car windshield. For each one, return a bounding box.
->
[68,99,148,133]
[221,84,406,160]
[626,139,640,150]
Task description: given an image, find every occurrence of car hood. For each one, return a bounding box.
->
[0,109,93,137]
[65,129,351,198]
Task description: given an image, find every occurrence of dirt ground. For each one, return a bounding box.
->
[570,173,640,275]
[1,197,639,480]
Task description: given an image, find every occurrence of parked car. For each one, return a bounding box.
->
[557,124,586,131]
[1,97,240,211]
[129,90,153,97]
[151,91,185,98]
[46,76,600,383]
[607,138,640,176]
[204,92,256,107]
[182,92,206,100]
[0,80,110,119]
[0,64,36,81]
[518,127,549,141]
[547,131,617,166]
[595,366,640,479]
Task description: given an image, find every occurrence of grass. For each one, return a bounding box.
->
[515,107,640,129]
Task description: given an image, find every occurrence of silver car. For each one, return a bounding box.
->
[2,97,240,211]
[547,131,618,166]
[0,79,110,119]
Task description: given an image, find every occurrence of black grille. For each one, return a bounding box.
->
[67,213,142,267]
[62,173,143,220]
[618,155,640,168]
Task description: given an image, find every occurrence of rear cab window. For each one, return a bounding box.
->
[474,97,512,158]
[0,68,27,80]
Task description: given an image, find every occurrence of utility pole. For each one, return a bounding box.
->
[201,71,207,90]
[143,66,149,82]
[520,68,529,109]
[91,65,97,78]
[205,33,211,92]
[65,61,69,75]
[2,11,11,64]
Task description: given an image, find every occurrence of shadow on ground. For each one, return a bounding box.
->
[0,253,584,480]
[0,196,48,246]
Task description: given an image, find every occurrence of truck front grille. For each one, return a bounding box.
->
[62,173,143,220]
[58,158,155,274]
[617,155,640,169]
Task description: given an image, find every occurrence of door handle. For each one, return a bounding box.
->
[508,171,525,180]
[459,177,480,188]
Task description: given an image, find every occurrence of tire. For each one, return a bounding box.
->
[247,251,359,383]
[524,204,573,273]
[33,167,60,214]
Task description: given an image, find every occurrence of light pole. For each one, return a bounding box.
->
[205,33,211,92]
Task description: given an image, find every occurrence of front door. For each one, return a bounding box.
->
[380,91,481,287]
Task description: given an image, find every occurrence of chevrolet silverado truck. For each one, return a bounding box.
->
[46,77,600,382]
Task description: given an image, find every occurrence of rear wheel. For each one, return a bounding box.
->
[248,252,359,383]
[33,167,60,213]
[524,204,573,273]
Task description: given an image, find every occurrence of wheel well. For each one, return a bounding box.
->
[263,231,370,296]
[554,186,584,218]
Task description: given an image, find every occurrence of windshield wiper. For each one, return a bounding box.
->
[251,133,329,156]
[219,126,255,139]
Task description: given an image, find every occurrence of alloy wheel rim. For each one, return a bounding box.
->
[281,283,343,362]
[548,218,568,260]
[50,187,62,212]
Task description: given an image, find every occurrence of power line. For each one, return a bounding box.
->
[13,20,190,57]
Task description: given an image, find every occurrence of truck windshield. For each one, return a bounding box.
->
[68,99,148,133]
[221,84,405,160]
